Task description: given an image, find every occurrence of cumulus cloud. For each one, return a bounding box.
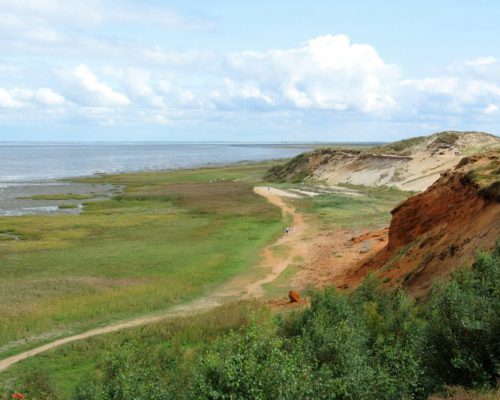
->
[211,79,275,110]
[0,88,22,108]
[464,57,497,68]
[401,56,500,115]
[484,104,499,114]
[1,27,500,132]
[35,88,65,105]
[0,87,65,108]
[73,64,130,107]
[224,34,399,113]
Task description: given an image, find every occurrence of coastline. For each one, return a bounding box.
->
[0,158,288,217]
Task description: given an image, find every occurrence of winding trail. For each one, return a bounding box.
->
[243,187,307,297]
[0,186,308,373]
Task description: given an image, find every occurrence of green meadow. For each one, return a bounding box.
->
[297,184,412,230]
[0,162,283,357]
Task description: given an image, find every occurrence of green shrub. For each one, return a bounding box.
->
[424,244,500,388]
[195,321,320,399]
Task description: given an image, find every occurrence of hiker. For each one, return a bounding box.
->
[285,226,289,235]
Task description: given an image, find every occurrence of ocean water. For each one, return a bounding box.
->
[0,142,311,216]
[0,142,311,182]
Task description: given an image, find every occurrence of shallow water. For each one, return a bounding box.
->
[0,182,116,216]
[0,142,311,216]
[0,143,311,182]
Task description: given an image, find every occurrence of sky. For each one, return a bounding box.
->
[0,0,500,142]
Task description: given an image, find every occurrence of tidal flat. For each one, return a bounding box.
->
[0,182,117,216]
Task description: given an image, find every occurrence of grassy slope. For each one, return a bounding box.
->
[0,162,282,357]
[296,184,412,230]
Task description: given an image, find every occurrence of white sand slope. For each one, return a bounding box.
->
[306,132,500,192]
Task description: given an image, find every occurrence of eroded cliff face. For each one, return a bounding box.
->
[388,170,488,250]
[352,152,500,296]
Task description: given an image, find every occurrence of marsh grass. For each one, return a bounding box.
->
[0,164,282,355]
[58,204,78,209]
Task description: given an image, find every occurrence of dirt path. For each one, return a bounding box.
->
[243,187,308,297]
[0,186,309,373]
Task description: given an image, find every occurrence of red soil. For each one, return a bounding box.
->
[346,153,500,296]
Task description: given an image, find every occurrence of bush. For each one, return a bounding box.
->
[195,321,320,399]
[424,244,500,388]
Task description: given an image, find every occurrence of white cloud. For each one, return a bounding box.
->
[225,34,399,113]
[116,67,165,108]
[151,114,171,126]
[1,28,500,133]
[0,88,22,108]
[0,0,210,30]
[400,56,500,117]
[464,56,497,68]
[212,79,275,109]
[401,77,458,95]
[0,87,65,108]
[35,88,65,105]
[484,104,498,114]
[73,64,130,106]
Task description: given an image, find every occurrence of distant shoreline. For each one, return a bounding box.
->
[0,142,313,184]
[0,158,281,217]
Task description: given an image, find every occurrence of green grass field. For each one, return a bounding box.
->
[0,163,283,358]
[295,184,412,230]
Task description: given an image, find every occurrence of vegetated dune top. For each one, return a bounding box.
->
[266,131,500,192]
[349,150,500,296]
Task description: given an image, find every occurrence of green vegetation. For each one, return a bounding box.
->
[3,245,497,399]
[297,184,412,229]
[58,204,78,209]
[462,157,500,200]
[263,262,301,299]
[0,163,282,357]
[375,135,427,155]
[431,132,459,147]
[18,194,96,201]
[0,301,265,399]
[264,151,316,182]
[0,230,21,241]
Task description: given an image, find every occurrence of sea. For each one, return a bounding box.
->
[0,142,312,216]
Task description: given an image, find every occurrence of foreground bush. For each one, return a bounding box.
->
[424,245,500,388]
[60,244,500,399]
